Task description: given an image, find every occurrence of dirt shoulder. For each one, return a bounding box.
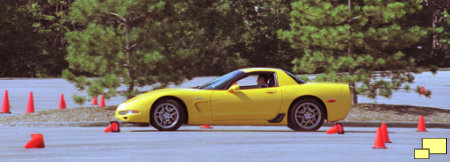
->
[0,106,117,124]
[0,104,449,125]
[345,104,450,123]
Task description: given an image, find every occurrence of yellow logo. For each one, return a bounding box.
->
[414,138,447,159]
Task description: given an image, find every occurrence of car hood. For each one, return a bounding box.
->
[123,88,192,104]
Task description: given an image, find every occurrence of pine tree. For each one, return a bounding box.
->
[0,0,41,77]
[279,0,429,104]
[64,0,198,103]
[426,0,450,66]
[28,0,73,77]
[178,1,251,75]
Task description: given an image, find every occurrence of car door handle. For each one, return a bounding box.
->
[266,90,275,94]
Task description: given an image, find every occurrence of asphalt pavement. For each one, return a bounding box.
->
[0,126,448,161]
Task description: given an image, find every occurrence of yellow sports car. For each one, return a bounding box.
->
[115,67,351,131]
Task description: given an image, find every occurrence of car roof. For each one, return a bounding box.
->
[238,67,284,73]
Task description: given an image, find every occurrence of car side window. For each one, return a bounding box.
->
[235,72,276,89]
[236,75,258,88]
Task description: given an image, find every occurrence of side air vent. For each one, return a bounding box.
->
[268,113,285,123]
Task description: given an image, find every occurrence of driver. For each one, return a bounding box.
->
[257,75,269,88]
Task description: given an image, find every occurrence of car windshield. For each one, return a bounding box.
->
[199,70,244,89]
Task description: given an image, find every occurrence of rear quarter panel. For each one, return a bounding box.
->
[280,83,351,122]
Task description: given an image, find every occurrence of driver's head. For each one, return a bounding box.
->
[257,75,268,86]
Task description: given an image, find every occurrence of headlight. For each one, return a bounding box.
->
[119,110,140,115]
[117,103,128,110]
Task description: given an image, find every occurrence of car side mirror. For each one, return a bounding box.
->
[228,84,240,92]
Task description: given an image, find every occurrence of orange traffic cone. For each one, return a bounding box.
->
[200,125,212,129]
[336,123,344,134]
[326,125,338,134]
[381,123,392,143]
[24,134,45,149]
[1,90,11,114]
[373,127,387,149]
[104,121,120,133]
[110,121,120,132]
[421,86,425,94]
[99,95,105,107]
[26,91,35,113]
[104,125,112,132]
[92,96,98,105]
[59,94,66,109]
[417,116,427,132]
[326,123,344,134]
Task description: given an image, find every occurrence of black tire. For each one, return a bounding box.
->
[150,99,185,131]
[288,99,325,131]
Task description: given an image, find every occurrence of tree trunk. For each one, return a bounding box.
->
[347,0,358,104]
[125,20,135,99]
[348,47,358,104]
[424,0,441,60]
[431,10,438,58]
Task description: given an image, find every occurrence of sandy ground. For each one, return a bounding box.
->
[0,104,449,124]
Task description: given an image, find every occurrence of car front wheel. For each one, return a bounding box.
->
[288,99,325,131]
[150,99,185,131]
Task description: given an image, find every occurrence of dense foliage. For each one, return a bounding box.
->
[279,0,432,103]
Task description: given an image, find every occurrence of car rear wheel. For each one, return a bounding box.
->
[150,99,185,131]
[288,99,324,131]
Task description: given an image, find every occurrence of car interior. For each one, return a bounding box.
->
[230,72,277,90]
